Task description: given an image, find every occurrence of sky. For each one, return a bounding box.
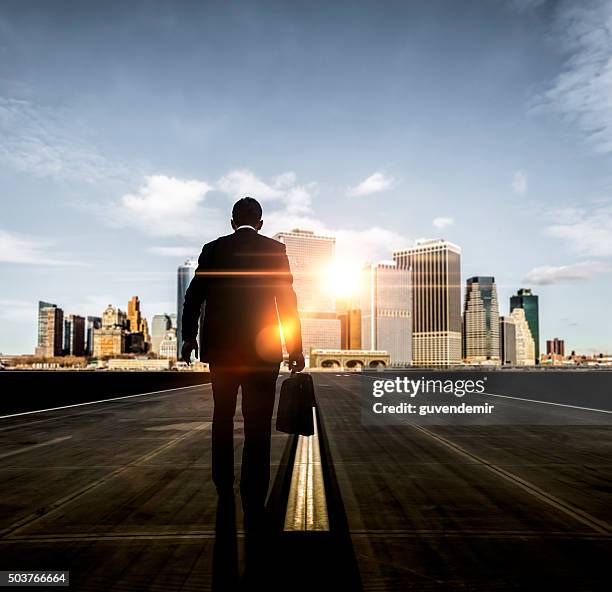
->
[1,0,611,355]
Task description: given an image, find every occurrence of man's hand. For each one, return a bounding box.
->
[288,352,305,373]
[181,339,199,365]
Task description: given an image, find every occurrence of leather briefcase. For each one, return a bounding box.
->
[276,372,315,436]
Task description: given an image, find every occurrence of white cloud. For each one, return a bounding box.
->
[546,202,612,256]
[524,261,611,284]
[0,230,83,266]
[346,172,394,197]
[217,169,314,215]
[147,246,200,258]
[108,175,218,238]
[534,1,612,153]
[0,95,134,183]
[263,209,407,265]
[432,217,454,229]
[109,170,408,266]
[512,170,527,195]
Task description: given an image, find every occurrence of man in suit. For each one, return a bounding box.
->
[181,197,305,521]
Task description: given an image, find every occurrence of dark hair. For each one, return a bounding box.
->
[232,196,262,226]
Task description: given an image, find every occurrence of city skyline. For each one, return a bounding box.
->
[26,229,549,366]
[1,1,612,354]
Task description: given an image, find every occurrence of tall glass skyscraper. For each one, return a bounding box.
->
[85,316,102,356]
[510,288,539,362]
[462,276,500,363]
[35,301,64,357]
[393,239,462,367]
[361,262,412,366]
[273,229,336,311]
[177,259,198,357]
[273,229,340,357]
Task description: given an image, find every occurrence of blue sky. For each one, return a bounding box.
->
[1,0,611,354]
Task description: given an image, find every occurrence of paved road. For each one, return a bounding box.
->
[0,381,290,591]
[315,372,612,591]
[0,372,611,591]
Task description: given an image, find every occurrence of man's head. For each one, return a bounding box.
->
[231,197,263,231]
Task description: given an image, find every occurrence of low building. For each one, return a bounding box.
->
[107,358,172,371]
[309,349,390,370]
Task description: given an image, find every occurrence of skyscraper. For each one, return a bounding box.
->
[273,229,340,356]
[361,262,412,366]
[273,229,335,311]
[85,316,102,356]
[177,259,198,357]
[499,316,517,366]
[93,305,128,358]
[546,338,565,356]
[510,288,539,362]
[339,309,362,350]
[393,239,462,367]
[509,307,535,366]
[462,276,500,363]
[151,313,173,355]
[35,301,64,357]
[63,314,85,356]
[127,296,142,332]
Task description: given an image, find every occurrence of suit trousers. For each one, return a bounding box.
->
[209,362,280,509]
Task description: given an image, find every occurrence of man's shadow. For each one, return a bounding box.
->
[212,494,239,591]
[212,493,277,591]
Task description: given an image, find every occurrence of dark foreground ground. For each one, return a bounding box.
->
[0,371,610,590]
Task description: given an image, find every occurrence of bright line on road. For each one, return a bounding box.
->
[0,384,210,420]
[481,392,612,414]
[284,407,330,532]
[0,435,73,460]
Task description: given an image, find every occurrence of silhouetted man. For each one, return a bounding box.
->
[181,197,304,523]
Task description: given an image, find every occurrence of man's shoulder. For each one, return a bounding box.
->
[257,233,286,251]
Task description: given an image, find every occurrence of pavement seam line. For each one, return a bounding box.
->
[411,423,612,535]
[328,374,612,536]
[0,422,212,539]
[0,384,210,420]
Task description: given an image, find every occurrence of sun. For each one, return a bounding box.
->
[322,259,363,301]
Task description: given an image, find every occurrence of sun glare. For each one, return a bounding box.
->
[323,260,363,300]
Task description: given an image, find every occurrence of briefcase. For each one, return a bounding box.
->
[276,373,315,436]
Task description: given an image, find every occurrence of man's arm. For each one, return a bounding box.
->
[274,244,305,372]
[181,243,211,363]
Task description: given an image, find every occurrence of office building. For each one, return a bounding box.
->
[499,316,517,366]
[151,314,173,355]
[35,301,64,357]
[462,276,500,363]
[509,307,535,366]
[546,338,565,356]
[393,239,462,366]
[273,229,338,359]
[510,288,539,362]
[361,262,412,366]
[126,296,150,352]
[159,329,178,360]
[85,316,102,356]
[177,259,198,357]
[93,305,129,358]
[299,311,342,355]
[273,229,335,312]
[63,314,85,356]
[339,309,362,350]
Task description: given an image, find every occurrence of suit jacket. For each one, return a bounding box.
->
[181,228,303,366]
